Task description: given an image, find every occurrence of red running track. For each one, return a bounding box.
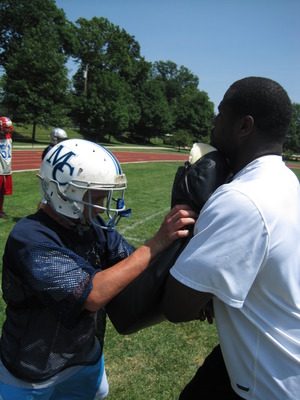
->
[11,149,299,172]
[11,149,189,172]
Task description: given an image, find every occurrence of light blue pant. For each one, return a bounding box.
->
[0,355,108,399]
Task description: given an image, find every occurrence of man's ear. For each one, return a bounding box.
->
[239,115,254,138]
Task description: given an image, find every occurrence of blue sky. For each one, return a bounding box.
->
[55,0,300,111]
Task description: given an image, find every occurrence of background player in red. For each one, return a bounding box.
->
[0,116,13,219]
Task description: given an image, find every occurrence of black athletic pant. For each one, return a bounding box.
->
[179,345,244,399]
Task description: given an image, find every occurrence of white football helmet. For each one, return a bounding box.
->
[50,128,68,144]
[37,139,130,230]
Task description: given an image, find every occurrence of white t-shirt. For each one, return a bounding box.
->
[170,155,300,400]
[0,137,12,175]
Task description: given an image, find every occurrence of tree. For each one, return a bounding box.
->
[71,17,150,140]
[284,103,300,156]
[151,61,214,142]
[173,87,215,142]
[0,0,74,139]
[151,60,199,105]
[172,129,193,151]
[0,4,217,145]
[72,70,140,142]
[133,79,172,142]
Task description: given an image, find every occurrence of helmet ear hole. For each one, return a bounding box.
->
[46,180,84,217]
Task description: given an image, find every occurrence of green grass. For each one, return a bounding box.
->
[0,161,299,399]
[13,124,84,146]
[12,124,190,156]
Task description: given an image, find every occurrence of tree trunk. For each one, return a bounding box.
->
[32,122,37,142]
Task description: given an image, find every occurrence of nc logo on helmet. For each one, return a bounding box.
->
[46,145,76,185]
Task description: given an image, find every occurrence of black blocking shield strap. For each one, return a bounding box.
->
[106,150,231,335]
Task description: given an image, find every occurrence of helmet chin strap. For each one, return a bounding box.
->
[77,213,92,232]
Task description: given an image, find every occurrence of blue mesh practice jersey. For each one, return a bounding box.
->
[0,210,135,382]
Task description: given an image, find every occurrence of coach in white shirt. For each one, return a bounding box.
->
[163,77,300,400]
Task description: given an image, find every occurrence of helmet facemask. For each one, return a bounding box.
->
[83,187,131,230]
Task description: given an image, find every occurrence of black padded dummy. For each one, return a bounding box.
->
[106,150,231,334]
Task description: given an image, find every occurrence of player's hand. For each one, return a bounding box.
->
[150,204,198,254]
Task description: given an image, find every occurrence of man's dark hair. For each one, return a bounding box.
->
[223,77,292,140]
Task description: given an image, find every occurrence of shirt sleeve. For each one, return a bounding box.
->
[170,187,269,307]
[19,241,96,322]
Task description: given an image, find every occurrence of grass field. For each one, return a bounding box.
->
[12,123,177,151]
[0,161,299,399]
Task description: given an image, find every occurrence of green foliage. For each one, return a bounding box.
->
[71,17,149,140]
[172,87,215,142]
[72,17,148,83]
[0,0,73,138]
[73,70,139,141]
[1,1,299,152]
[133,79,172,141]
[1,4,217,145]
[152,60,199,103]
[151,61,214,141]
[171,129,193,151]
[284,103,300,155]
